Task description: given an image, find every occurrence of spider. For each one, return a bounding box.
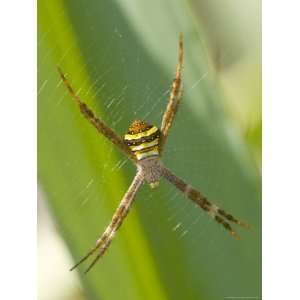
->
[57,35,248,274]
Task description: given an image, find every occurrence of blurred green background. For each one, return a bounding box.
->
[38,1,261,300]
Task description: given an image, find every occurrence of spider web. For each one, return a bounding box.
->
[38,2,261,300]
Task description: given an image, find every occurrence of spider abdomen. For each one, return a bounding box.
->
[124,120,160,161]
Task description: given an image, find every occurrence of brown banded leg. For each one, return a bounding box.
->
[161,166,249,239]
[160,34,184,153]
[84,211,125,273]
[57,67,136,162]
[70,171,144,273]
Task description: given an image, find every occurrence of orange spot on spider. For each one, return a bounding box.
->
[128,120,152,134]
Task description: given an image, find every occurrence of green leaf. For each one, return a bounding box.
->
[38,1,261,299]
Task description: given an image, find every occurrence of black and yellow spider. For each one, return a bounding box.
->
[58,35,248,274]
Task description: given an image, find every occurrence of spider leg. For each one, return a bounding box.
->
[84,224,117,274]
[161,166,249,240]
[70,171,144,272]
[57,67,136,162]
[160,34,184,153]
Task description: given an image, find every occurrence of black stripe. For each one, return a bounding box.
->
[124,129,160,146]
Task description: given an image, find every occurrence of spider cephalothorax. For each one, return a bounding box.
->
[58,34,249,274]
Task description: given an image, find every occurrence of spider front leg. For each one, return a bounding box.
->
[57,67,136,162]
[70,171,144,273]
[161,167,249,239]
[160,34,184,153]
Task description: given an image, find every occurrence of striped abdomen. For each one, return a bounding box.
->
[124,120,160,161]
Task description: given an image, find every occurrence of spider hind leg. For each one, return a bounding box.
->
[70,172,144,273]
[161,166,249,239]
[194,196,242,240]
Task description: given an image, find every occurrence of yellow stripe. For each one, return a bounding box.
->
[130,138,159,151]
[124,126,158,141]
[135,147,159,160]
